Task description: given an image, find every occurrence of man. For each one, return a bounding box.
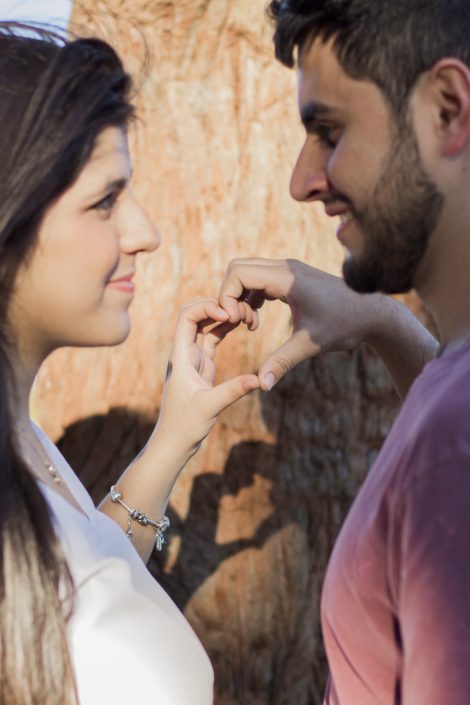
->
[218,1,470,703]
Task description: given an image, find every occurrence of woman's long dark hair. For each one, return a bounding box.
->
[0,23,135,704]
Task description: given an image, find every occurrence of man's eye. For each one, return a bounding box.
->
[314,124,339,148]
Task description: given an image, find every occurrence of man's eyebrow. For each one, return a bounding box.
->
[299,101,335,127]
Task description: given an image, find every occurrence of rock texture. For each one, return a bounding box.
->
[32,2,419,703]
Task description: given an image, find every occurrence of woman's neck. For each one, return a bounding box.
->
[8,346,41,432]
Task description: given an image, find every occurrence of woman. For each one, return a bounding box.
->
[0,23,259,705]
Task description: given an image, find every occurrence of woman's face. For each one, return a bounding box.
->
[8,127,160,364]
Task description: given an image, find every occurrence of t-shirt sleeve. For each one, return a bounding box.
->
[397,453,470,705]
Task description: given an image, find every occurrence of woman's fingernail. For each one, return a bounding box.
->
[263,373,276,391]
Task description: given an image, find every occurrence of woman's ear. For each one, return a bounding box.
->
[427,59,470,157]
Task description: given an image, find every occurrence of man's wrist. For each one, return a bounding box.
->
[362,293,399,351]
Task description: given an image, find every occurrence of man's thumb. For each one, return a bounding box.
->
[258,331,319,390]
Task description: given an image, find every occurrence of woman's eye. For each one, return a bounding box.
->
[93,191,119,212]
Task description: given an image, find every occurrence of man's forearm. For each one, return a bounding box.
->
[365,296,439,399]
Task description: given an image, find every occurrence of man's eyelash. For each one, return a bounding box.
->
[308,123,339,148]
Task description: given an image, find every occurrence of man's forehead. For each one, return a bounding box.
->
[297,37,353,109]
[296,36,388,123]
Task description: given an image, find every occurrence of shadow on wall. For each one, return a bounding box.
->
[57,345,400,705]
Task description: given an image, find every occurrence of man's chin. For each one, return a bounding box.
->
[342,255,413,295]
[342,255,378,294]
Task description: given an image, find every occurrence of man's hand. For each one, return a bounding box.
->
[218,258,438,397]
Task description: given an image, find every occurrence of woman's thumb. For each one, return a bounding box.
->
[207,374,260,414]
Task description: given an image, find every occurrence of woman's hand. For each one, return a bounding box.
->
[154,297,260,460]
[100,299,259,562]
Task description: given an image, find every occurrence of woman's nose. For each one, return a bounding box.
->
[120,192,162,254]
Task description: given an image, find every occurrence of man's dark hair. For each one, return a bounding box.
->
[268,0,470,115]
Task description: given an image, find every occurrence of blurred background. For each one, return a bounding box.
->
[2,1,421,703]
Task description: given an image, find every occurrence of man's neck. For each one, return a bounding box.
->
[416,213,470,347]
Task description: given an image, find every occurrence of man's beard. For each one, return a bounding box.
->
[342,121,444,295]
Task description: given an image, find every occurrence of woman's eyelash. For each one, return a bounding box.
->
[93,191,119,211]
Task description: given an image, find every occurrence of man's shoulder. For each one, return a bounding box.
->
[414,342,470,418]
[397,344,470,465]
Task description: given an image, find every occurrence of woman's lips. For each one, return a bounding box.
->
[106,273,135,293]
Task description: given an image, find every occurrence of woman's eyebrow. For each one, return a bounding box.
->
[104,177,128,191]
[88,176,130,199]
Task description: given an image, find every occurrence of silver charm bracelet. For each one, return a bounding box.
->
[110,485,170,551]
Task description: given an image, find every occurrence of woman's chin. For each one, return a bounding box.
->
[103,320,131,347]
[76,314,132,348]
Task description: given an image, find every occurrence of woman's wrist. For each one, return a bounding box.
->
[107,435,193,527]
[147,423,200,469]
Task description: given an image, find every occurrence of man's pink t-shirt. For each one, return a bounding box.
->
[322,342,470,705]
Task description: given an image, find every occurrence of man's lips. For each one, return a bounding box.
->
[322,204,357,248]
[324,203,354,220]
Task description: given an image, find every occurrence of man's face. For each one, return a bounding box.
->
[290,38,443,294]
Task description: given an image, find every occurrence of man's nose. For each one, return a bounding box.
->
[290,138,330,202]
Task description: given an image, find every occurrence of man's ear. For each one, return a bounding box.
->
[426,59,470,156]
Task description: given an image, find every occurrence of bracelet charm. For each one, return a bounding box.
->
[110,485,170,551]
